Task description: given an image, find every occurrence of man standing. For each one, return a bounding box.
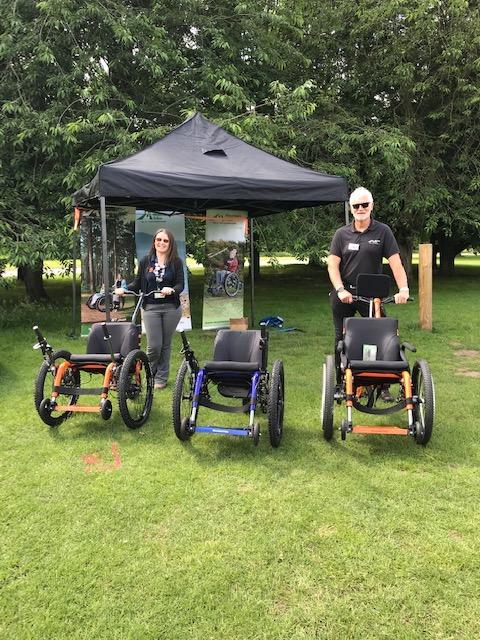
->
[327,187,409,386]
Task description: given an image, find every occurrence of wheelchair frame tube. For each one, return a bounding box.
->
[248,371,260,427]
[195,427,251,437]
[190,367,205,425]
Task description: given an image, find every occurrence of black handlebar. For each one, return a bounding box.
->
[352,295,414,304]
[179,331,199,373]
[32,325,54,359]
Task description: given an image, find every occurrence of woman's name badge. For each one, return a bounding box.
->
[348,242,359,251]
[154,292,165,299]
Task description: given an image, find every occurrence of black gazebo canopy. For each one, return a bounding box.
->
[72,112,348,324]
[73,112,348,215]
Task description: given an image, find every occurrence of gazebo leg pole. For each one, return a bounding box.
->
[70,230,77,337]
[344,200,349,225]
[100,196,111,322]
[249,216,255,328]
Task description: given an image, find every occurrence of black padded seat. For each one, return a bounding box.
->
[208,330,262,368]
[343,317,403,365]
[204,330,263,393]
[204,361,259,373]
[349,360,409,372]
[69,322,139,364]
[69,353,122,364]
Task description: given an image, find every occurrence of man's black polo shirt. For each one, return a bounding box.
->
[329,218,399,288]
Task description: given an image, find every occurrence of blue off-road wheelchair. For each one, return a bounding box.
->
[172,327,284,447]
[321,274,435,445]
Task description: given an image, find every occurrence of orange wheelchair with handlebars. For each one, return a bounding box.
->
[321,273,435,445]
[33,291,155,429]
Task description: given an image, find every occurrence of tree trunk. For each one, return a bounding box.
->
[438,237,459,276]
[22,262,48,301]
[438,249,456,276]
[397,238,413,282]
[308,256,322,268]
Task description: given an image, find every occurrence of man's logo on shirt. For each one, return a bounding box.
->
[368,239,381,245]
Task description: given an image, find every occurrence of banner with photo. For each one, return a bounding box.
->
[80,207,136,336]
[202,210,247,330]
[135,211,192,331]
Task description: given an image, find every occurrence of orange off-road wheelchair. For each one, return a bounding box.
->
[33,293,153,429]
[321,274,435,445]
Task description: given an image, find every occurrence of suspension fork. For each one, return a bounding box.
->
[402,370,414,429]
[248,371,261,428]
[189,368,205,426]
[345,368,353,427]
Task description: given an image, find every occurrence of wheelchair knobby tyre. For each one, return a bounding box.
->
[412,359,435,445]
[172,360,193,441]
[117,349,153,429]
[267,360,284,447]
[321,355,335,441]
[34,350,79,427]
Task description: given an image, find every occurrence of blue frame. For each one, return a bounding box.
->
[188,368,261,438]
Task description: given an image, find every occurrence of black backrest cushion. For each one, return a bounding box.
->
[213,330,262,366]
[343,317,400,361]
[87,323,139,357]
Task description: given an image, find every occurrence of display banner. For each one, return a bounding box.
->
[202,210,247,330]
[135,211,192,331]
[80,207,136,336]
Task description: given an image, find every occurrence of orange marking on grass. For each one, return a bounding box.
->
[82,442,122,473]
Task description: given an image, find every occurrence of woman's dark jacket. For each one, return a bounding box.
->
[126,255,185,309]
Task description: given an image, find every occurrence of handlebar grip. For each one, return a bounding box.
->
[33,325,44,342]
[101,322,111,340]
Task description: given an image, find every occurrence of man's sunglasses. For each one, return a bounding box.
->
[352,202,371,210]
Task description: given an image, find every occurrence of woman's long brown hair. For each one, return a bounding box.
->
[149,228,179,265]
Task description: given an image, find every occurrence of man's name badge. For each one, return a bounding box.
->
[154,292,165,299]
[348,242,359,251]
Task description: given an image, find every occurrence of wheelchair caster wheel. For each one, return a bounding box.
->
[340,419,348,441]
[179,417,193,441]
[414,420,425,441]
[252,421,260,446]
[100,399,113,420]
[39,398,54,420]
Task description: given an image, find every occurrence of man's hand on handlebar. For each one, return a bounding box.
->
[338,289,353,304]
[394,291,409,304]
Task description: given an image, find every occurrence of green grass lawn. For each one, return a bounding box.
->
[1,261,480,639]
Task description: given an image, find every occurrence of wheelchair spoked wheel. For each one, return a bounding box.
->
[172,361,194,441]
[321,355,335,441]
[224,272,241,297]
[268,360,284,447]
[412,359,435,445]
[34,351,80,427]
[85,295,96,309]
[117,349,153,429]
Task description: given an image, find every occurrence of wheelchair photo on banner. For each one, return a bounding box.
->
[172,326,284,447]
[321,273,435,445]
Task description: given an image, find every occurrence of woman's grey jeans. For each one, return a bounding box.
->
[143,303,182,385]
